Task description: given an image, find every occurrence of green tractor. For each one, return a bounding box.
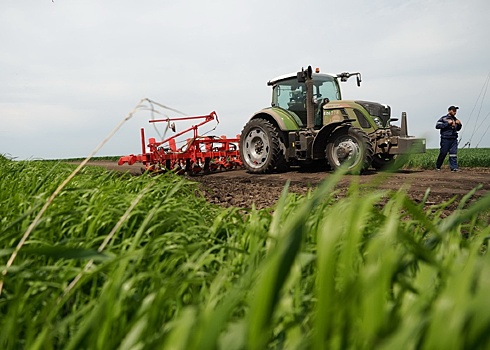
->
[239,66,426,174]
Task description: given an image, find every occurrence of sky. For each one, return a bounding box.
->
[1,0,489,160]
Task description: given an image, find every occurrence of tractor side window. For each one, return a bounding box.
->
[274,83,306,111]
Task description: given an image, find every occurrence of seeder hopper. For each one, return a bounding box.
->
[118,111,242,174]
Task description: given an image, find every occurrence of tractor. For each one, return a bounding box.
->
[239,66,426,174]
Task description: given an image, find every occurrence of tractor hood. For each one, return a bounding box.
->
[354,100,391,126]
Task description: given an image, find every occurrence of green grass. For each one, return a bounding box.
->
[405,148,490,169]
[1,155,490,349]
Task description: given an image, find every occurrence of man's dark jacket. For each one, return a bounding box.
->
[435,114,462,139]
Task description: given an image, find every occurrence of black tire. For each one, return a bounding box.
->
[372,153,408,171]
[240,118,288,174]
[325,126,373,175]
[371,153,396,170]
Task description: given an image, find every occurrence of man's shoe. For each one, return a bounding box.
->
[451,168,459,172]
[436,168,441,171]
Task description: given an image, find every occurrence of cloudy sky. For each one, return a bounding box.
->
[1,0,489,160]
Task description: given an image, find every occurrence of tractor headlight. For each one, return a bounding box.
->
[373,117,383,128]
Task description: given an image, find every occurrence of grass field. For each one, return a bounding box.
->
[1,154,490,349]
[405,148,490,169]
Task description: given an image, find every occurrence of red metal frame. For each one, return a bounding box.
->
[118,111,242,174]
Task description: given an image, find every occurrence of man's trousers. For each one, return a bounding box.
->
[436,138,458,170]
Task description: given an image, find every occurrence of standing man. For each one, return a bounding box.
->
[435,105,462,171]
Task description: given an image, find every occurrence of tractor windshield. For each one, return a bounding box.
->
[271,75,341,110]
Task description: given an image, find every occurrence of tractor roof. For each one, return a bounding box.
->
[267,72,336,86]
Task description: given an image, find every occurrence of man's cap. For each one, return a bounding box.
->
[448,105,459,111]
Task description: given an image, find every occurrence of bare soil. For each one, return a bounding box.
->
[86,161,490,212]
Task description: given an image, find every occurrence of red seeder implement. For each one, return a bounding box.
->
[118,111,242,174]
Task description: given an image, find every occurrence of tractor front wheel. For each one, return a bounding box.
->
[371,153,396,170]
[325,127,373,174]
[372,153,408,171]
[240,118,288,173]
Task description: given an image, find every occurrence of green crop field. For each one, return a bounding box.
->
[1,154,490,349]
[405,148,490,169]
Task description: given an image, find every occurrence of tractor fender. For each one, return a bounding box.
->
[312,121,351,158]
[249,107,302,131]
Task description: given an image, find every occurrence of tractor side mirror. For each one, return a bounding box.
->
[338,72,362,86]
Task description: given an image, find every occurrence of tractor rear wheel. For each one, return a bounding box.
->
[325,126,373,174]
[240,118,288,173]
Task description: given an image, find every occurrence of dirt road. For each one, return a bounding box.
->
[88,161,490,211]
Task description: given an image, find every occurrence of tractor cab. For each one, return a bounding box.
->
[268,72,342,128]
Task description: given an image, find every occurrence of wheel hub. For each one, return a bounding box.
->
[253,138,264,156]
[244,128,270,168]
[336,140,358,162]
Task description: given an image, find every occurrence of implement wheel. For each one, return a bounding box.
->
[240,118,288,174]
[325,126,373,174]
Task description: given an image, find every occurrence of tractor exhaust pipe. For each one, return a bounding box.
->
[400,112,408,137]
[306,71,315,129]
[298,66,315,130]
